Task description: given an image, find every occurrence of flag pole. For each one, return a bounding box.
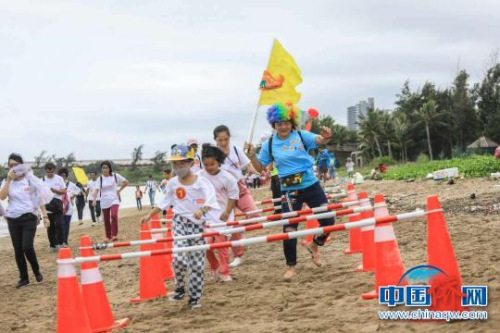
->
[245,39,276,147]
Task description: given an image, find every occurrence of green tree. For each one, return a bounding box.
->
[450,70,478,150]
[131,144,144,171]
[358,108,384,157]
[151,151,167,172]
[477,63,500,142]
[415,100,446,160]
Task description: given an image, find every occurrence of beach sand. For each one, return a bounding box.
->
[0,178,498,332]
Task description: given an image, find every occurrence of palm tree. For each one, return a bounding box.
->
[393,113,411,162]
[358,108,383,157]
[415,100,445,160]
[380,111,395,158]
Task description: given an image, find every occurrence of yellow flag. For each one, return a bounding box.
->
[72,166,89,186]
[259,39,302,105]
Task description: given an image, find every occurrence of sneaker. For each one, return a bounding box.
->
[91,222,96,227]
[16,280,30,289]
[61,243,68,248]
[188,298,202,309]
[210,270,220,282]
[220,274,232,282]
[35,272,43,283]
[229,257,242,268]
[169,287,185,301]
[112,236,118,242]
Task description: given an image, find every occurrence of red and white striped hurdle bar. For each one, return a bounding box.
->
[82,205,372,251]
[146,199,362,234]
[255,191,347,206]
[65,209,427,264]
[235,192,348,217]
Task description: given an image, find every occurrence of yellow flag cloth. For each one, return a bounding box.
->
[72,166,89,186]
[259,39,302,105]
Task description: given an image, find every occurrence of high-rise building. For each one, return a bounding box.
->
[346,97,374,131]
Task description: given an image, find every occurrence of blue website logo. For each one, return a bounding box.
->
[379,265,487,307]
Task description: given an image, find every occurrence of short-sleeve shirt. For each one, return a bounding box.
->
[221,146,250,181]
[346,162,355,172]
[1,178,36,219]
[86,179,100,201]
[258,130,318,191]
[99,173,126,209]
[191,154,203,174]
[199,169,239,230]
[157,175,220,224]
[43,174,66,200]
[146,179,157,193]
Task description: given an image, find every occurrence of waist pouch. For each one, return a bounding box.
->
[45,198,63,214]
[280,172,304,187]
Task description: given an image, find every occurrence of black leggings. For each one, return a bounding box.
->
[7,213,41,281]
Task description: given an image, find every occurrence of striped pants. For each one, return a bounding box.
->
[172,215,206,300]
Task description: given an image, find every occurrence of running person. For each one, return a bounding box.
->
[141,143,219,309]
[199,144,239,282]
[43,162,66,251]
[92,161,129,242]
[245,102,334,280]
[0,153,53,288]
[213,125,260,268]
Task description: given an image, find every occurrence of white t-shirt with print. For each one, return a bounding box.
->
[1,178,37,219]
[157,175,219,224]
[146,179,157,193]
[98,173,126,209]
[199,169,239,231]
[43,174,66,200]
[86,179,100,201]
[346,162,355,172]
[221,146,250,181]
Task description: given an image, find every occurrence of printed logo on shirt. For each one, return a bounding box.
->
[23,186,30,192]
[175,187,187,200]
[196,198,205,204]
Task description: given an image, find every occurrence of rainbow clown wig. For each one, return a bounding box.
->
[266,102,301,128]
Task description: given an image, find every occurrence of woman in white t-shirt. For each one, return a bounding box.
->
[213,125,260,268]
[199,145,239,282]
[92,161,129,242]
[0,153,53,288]
[144,175,160,207]
[346,157,355,178]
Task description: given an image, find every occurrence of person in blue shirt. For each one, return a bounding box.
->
[245,102,334,280]
[316,148,330,186]
[327,148,338,180]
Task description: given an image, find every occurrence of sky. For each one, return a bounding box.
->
[1,0,499,161]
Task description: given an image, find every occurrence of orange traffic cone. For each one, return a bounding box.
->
[362,194,404,300]
[56,248,91,333]
[356,192,375,272]
[344,185,362,254]
[426,195,465,312]
[130,222,167,303]
[80,236,130,332]
[151,216,174,280]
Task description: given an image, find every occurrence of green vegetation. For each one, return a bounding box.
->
[337,155,500,180]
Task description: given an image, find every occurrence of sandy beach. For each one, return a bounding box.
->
[0,178,498,332]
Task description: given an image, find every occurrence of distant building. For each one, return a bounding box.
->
[347,106,358,131]
[346,97,374,131]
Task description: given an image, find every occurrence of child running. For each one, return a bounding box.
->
[199,144,239,282]
[141,143,219,309]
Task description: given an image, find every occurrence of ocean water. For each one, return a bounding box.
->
[0,186,156,237]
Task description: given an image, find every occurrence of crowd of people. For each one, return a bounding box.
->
[1,101,341,309]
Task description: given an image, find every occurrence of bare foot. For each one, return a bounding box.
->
[283,266,296,280]
[306,242,322,267]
